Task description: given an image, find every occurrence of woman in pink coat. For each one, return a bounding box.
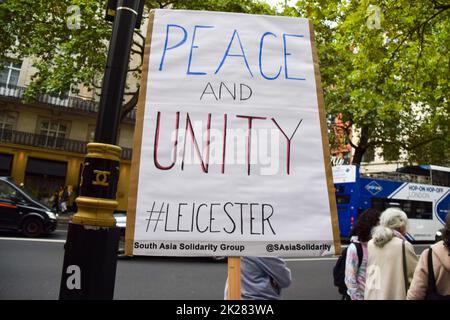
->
[407,214,450,300]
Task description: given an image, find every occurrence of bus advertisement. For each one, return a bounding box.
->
[332,165,450,242]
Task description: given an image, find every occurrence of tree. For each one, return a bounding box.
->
[283,0,449,165]
[0,0,276,120]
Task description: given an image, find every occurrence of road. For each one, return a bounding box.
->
[0,227,430,300]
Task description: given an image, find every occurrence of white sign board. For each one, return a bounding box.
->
[332,165,357,183]
[126,9,339,257]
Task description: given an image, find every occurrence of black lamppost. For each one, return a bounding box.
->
[59,0,144,300]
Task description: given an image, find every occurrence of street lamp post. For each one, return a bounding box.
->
[59,0,143,300]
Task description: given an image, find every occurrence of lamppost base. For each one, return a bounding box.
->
[59,223,120,300]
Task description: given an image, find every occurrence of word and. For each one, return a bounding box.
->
[200,82,252,101]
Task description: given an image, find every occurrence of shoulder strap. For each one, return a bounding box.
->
[402,240,408,294]
[355,242,363,269]
[427,247,437,294]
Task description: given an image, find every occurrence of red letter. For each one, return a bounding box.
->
[182,113,211,173]
[222,114,227,174]
[271,118,302,175]
[236,115,266,175]
[154,112,180,170]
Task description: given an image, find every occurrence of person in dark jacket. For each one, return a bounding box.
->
[51,191,59,213]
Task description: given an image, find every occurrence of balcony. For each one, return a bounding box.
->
[0,84,136,122]
[0,129,132,161]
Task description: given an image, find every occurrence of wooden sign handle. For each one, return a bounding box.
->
[227,257,241,300]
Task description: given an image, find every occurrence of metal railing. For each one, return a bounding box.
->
[0,129,132,161]
[0,84,136,121]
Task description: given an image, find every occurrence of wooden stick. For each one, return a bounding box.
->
[227,257,241,300]
[124,12,155,257]
[308,20,342,256]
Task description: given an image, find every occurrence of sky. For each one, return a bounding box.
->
[263,0,297,9]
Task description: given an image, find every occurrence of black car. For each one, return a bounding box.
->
[0,177,57,237]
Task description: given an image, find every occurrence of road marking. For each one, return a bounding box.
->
[0,237,65,243]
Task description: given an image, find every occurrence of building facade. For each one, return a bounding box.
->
[0,58,135,211]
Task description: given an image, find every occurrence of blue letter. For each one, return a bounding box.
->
[283,34,305,80]
[187,25,214,75]
[159,24,188,71]
[259,32,282,80]
[215,30,253,77]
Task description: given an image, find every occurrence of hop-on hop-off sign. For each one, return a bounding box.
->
[125,9,340,257]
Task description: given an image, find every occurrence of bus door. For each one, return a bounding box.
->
[335,183,357,237]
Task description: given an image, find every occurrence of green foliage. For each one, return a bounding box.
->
[165,0,276,14]
[287,0,449,165]
[0,0,111,97]
[0,0,276,105]
[2,0,448,166]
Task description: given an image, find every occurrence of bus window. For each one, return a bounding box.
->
[371,198,432,220]
[409,201,432,220]
[371,198,386,212]
[336,194,350,204]
[432,170,450,187]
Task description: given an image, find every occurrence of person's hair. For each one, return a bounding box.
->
[371,207,409,247]
[351,208,380,242]
[380,207,409,231]
[444,214,450,254]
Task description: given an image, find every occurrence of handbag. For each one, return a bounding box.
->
[402,240,409,294]
[425,247,450,300]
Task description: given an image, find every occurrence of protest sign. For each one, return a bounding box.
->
[125,9,340,257]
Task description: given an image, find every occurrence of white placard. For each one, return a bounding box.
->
[128,9,337,257]
[332,165,357,183]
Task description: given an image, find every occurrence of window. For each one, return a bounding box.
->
[0,111,17,130]
[0,62,22,88]
[431,170,450,188]
[87,124,96,142]
[37,120,68,148]
[371,198,432,220]
[0,180,18,202]
[0,111,17,141]
[0,154,13,176]
[336,194,350,204]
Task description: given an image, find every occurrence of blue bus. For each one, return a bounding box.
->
[332,165,450,242]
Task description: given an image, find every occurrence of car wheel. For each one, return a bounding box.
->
[22,217,44,237]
